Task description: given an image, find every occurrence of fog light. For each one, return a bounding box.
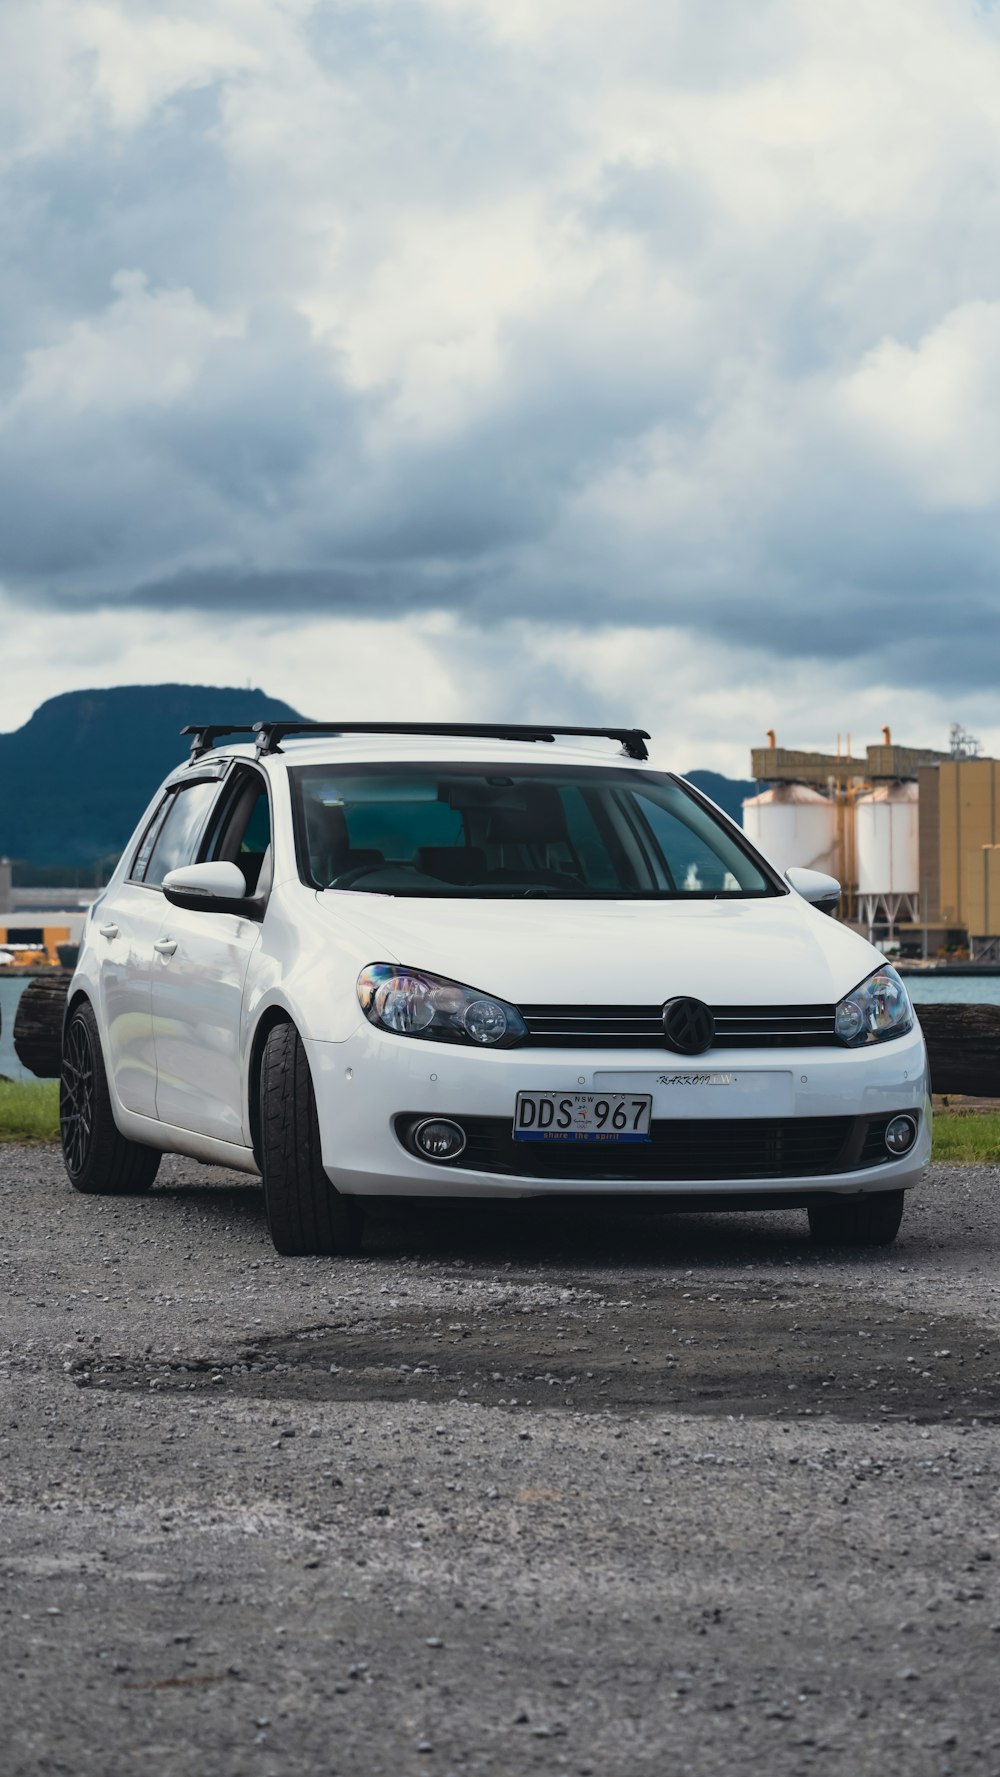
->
[413,1118,467,1161]
[885,1114,917,1156]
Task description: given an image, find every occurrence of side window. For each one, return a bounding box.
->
[206,773,273,895]
[142,781,222,888]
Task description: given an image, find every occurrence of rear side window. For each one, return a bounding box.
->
[131,797,173,882]
[137,781,222,888]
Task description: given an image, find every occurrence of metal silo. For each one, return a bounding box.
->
[855,781,919,939]
[742,783,838,876]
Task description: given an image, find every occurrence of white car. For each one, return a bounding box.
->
[60,721,930,1254]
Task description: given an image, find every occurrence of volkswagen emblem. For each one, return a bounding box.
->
[662,997,715,1055]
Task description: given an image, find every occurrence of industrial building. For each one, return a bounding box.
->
[916,757,1000,960]
[743,731,1000,958]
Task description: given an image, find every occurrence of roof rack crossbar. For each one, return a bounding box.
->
[180,723,260,761]
[251,721,651,761]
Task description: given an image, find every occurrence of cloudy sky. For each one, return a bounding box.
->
[3,0,1000,773]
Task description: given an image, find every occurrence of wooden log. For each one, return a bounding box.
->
[916,1001,1000,1098]
[13,972,73,1080]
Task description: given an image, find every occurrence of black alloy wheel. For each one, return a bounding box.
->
[59,1001,160,1196]
[60,1011,96,1177]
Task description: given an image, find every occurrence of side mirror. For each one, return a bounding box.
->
[162,860,254,915]
[785,866,841,915]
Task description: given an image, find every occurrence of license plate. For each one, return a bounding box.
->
[513,1091,652,1142]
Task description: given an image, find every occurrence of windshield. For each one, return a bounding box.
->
[289,763,777,898]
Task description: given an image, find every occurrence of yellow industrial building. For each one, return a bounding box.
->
[918,758,1000,953]
[747,734,1000,957]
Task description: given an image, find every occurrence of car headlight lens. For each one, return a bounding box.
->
[373,975,437,1035]
[357,965,527,1047]
[835,965,914,1046]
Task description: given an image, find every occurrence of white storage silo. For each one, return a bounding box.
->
[742,784,838,876]
[855,781,919,938]
[855,781,918,896]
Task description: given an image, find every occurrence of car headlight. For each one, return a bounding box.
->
[835,965,914,1046]
[357,965,527,1048]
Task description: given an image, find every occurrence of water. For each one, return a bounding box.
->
[0,977,32,1080]
[903,975,1000,1006]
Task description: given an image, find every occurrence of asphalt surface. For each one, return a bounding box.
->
[2,1148,1000,1777]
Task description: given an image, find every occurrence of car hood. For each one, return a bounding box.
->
[316,891,884,1007]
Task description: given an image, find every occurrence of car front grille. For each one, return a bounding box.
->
[395,1114,899,1182]
[519,1004,839,1050]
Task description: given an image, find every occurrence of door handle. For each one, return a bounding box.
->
[153,938,178,956]
[99,923,120,939]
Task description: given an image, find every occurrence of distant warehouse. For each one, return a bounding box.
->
[743,727,1000,959]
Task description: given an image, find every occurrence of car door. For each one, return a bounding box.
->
[98,843,166,1119]
[150,767,271,1145]
[101,775,228,1117]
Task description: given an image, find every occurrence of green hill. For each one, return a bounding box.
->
[0,685,303,878]
[684,769,757,825]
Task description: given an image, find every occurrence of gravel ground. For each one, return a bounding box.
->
[2,1148,1000,1777]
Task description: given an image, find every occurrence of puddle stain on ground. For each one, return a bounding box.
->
[123,1675,229,1692]
[69,1280,998,1424]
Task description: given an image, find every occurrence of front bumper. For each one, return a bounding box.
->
[304,1021,931,1200]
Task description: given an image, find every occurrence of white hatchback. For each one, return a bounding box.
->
[61,721,930,1254]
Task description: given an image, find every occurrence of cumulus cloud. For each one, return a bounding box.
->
[3,0,1000,764]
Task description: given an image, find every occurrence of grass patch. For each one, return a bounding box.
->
[932,1110,1000,1164]
[0,1079,60,1143]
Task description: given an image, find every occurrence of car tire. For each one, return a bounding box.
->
[259,1021,364,1257]
[807,1190,905,1248]
[60,1001,160,1195]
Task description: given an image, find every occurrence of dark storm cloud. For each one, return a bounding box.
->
[4,0,1000,700]
[73,561,480,615]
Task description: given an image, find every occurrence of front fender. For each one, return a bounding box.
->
[239,880,398,1141]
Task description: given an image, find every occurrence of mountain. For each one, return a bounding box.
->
[683,769,757,825]
[0,685,303,876]
[0,687,757,877]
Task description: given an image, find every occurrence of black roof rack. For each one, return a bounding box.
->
[181,723,259,761]
[251,721,651,761]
